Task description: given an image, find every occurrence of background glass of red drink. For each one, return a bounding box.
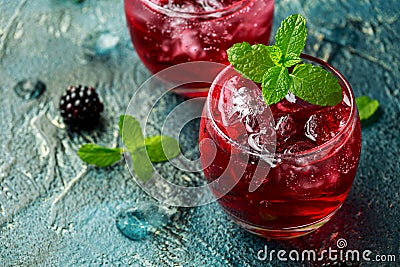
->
[124,0,274,98]
[199,54,362,239]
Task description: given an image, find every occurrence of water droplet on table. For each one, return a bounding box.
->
[82,30,119,57]
[115,203,176,241]
[13,79,46,100]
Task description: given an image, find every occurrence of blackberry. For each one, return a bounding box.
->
[59,85,104,128]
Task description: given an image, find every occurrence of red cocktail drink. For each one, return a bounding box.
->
[124,0,274,98]
[199,54,361,238]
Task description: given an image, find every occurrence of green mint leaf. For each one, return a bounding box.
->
[290,64,342,106]
[275,14,307,61]
[132,146,153,182]
[356,96,379,120]
[283,53,302,67]
[78,144,123,167]
[266,46,283,66]
[227,42,274,83]
[119,115,144,152]
[262,66,292,105]
[145,135,180,163]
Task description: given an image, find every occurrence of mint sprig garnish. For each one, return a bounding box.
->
[227,14,342,106]
[266,46,283,66]
[78,115,180,182]
[275,14,307,62]
[262,66,291,104]
[282,53,302,68]
[291,64,342,105]
[355,96,379,120]
[227,43,274,83]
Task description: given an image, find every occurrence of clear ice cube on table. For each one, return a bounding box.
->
[13,79,46,100]
[115,203,176,241]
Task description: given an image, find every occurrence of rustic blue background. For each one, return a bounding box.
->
[0,0,399,266]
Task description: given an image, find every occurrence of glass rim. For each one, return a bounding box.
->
[206,53,357,159]
[140,0,252,19]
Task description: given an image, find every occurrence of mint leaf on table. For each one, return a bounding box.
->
[227,42,274,83]
[119,115,144,151]
[78,144,123,167]
[118,115,181,182]
[131,146,154,182]
[145,135,180,163]
[119,115,152,182]
[262,66,292,104]
[290,64,342,106]
[356,96,379,120]
[77,115,180,182]
[275,14,307,62]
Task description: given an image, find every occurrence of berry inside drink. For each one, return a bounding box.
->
[124,0,274,98]
[199,60,361,238]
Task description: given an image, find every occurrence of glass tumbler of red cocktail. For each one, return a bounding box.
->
[124,0,274,98]
[199,54,362,239]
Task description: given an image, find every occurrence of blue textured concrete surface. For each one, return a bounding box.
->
[0,0,399,266]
